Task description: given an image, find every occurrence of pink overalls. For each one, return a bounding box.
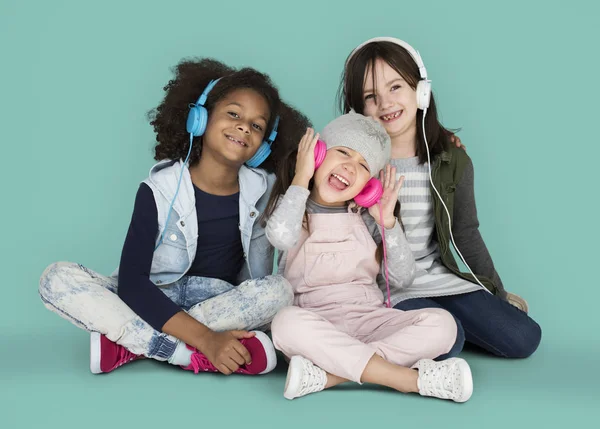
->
[271,212,457,383]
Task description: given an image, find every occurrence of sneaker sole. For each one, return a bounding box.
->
[90,332,102,374]
[283,356,303,400]
[454,359,473,403]
[507,292,529,313]
[251,331,278,375]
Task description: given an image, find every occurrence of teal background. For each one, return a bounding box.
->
[1,0,598,427]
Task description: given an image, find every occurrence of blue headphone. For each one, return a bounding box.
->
[185,78,280,168]
[185,78,220,137]
[155,78,279,249]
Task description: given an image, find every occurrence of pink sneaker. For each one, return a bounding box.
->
[183,331,276,375]
[90,332,142,374]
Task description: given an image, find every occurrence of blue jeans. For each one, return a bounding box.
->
[394,290,541,359]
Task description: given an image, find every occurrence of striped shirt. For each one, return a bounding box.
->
[388,156,481,305]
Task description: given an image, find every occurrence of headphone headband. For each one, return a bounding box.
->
[196,77,221,106]
[347,37,428,80]
[266,116,280,143]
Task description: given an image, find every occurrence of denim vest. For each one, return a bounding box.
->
[112,159,275,286]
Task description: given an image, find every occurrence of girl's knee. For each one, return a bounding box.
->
[422,308,459,356]
[270,306,304,349]
[490,311,541,358]
[271,306,299,335]
[511,319,542,358]
[261,275,294,308]
[435,318,465,360]
[39,261,79,299]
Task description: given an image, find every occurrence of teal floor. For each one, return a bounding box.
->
[2,314,597,429]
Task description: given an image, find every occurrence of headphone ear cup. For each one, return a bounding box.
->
[186,105,209,136]
[354,178,383,208]
[245,141,272,168]
[245,115,280,168]
[416,80,431,110]
[314,140,327,170]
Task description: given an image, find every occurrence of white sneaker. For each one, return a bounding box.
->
[415,358,473,403]
[284,356,327,400]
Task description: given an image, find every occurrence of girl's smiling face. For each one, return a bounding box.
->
[202,88,270,166]
[361,58,418,143]
[310,146,371,207]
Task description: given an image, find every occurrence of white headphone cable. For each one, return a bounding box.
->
[422,108,493,294]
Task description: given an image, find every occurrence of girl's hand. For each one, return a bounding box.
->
[368,164,404,229]
[292,128,319,189]
[450,134,466,150]
[199,330,254,375]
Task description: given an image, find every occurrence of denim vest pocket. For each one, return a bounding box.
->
[160,225,186,250]
[151,225,189,281]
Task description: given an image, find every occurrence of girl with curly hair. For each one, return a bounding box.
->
[39,58,310,376]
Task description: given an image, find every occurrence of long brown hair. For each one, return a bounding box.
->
[337,41,456,164]
[261,104,312,225]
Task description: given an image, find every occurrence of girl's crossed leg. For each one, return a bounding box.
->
[39,262,293,372]
[271,304,473,402]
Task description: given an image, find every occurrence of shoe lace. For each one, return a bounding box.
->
[117,345,137,364]
[187,352,217,374]
[298,359,326,396]
[420,361,455,399]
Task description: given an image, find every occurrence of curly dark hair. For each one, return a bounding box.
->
[148,58,310,174]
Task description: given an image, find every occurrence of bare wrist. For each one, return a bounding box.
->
[193,326,214,352]
[162,311,214,352]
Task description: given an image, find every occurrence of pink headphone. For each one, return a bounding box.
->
[314,140,383,207]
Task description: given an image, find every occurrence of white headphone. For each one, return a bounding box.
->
[347,37,432,110]
[348,36,493,295]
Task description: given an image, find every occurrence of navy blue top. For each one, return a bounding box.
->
[192,186,244,282]
[117,183,243,331]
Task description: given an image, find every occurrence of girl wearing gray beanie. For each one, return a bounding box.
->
[263,112,474,402]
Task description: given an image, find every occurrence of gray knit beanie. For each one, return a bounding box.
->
[320,111,391,177]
